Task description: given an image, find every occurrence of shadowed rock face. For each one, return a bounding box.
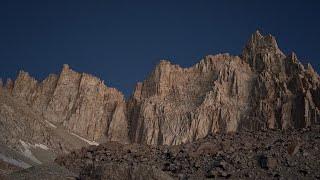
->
[128,31,320,145]
[0,31,319,147]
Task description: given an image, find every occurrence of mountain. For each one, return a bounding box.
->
[0,31,319,178]
[0,65,129,176]
[128,31,320,145]
[5,64,128,143]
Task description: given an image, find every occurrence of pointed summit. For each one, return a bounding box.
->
[62,64,70,72]
[241,31,285,72]
[59,64,77,77]
[288,52,298,63]
[16,70,33,80]
[242,30,283,57]
[252,30,263,40]
[63,64,69,69]
[306,63,316,73]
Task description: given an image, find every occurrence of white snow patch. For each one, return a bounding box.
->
[45,120,57,128]
[71,133,99,146]
[19,140,42,164]
[0,153,31,169]
[34,143,49,150]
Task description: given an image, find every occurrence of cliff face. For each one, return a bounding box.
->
[241,31,320,130]
[128,31,320,145]
[6,64,128,143]
[0,31,319,147]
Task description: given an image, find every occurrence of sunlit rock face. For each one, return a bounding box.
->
[7,64,129,143]
[1,31,319,147]
[127,31,320,145]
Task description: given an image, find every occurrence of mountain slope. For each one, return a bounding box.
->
[0,89,98,159]
[1,64,128,143]
[56,125,320,179]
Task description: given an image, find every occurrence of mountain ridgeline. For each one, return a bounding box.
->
[1,31,319,147]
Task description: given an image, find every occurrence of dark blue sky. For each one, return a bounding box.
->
[0,0,319,96]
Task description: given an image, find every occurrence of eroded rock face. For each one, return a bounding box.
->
[128,31,320,145]
[8,64,128,143]
[1,31,319,147]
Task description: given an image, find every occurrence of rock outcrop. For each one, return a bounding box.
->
[0,89,85,158]
[0,31,319,148]
[3,64,128,143]
[127,31,320,145]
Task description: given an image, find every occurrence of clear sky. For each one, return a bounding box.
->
[0,0,319,96]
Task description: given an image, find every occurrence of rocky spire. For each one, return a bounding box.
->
[288,52,298,63]
[43,64,129,142]
[62,64,70,71]
[126,31,320,145]
[5,78,14,92]
[306,63,316,73]
[242,30,283,56]
[242,30,285,72]
[0,78,3,88]
[0,31,319,148]
[305,63,320,83]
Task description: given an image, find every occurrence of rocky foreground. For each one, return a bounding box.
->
[55,125,320,180]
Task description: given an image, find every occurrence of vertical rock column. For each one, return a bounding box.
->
[45,64,82,124]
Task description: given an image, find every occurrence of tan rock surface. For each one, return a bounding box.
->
[0,31,319,148]
[7,64,129,143]
[128,31,320,145]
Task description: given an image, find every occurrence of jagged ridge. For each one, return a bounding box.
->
[0,31,319,146]
[1,64,128,144]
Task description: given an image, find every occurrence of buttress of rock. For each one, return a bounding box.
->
[242,30,286,73]
[127,31,320,145]
[1,31,319,147]
[128,54,255,145]
[10,64,129,143]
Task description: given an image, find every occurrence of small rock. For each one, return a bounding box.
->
[287,142,300,156]
[163,149,172,159]
[259,155,268,169]
[194,161,201,169]
[298,169,308,176]
[206,168,230,178]
[219,170,230,178]
[302,151,309,157]
[169,163,177,173]
[258,155,277,170]
[141,158,148,162]
[206,169,219,178]
[86,152,93,159]
[220,161,228,169]
[162,162,170,171]
[285,157,298,167]
[178,173,188,180]
[267,158,277,169]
